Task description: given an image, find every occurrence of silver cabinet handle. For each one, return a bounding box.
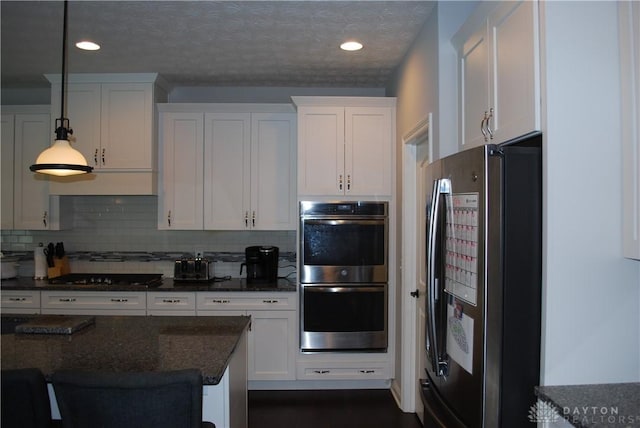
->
[212,299,230,304]
[167,210,171,227]
[252,211,256,227]
[481,112,488,141]
[346,174,351,192]
[359,370,375,374]
[9,297,27,302]
[42,211,48,227]
[313,370,330,374]
[244,211,249,228]
[59,298,76,302]
[101,148,106,165]
[110,298,128,303]
[338,174,343,191]
[94,149,98,165]
[162,299,181,303]
[486,108,494,140]
[262,299,279,304]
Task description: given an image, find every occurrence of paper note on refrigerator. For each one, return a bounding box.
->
[447,302,474,375]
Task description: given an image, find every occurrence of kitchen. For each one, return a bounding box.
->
[2,1,640,428]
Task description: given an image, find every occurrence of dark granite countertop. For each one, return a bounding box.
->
[1,315,251,385]
[0,277,297,292]
[535,383,640,427]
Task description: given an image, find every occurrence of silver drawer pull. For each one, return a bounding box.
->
[162,299,181,303]
[110,298,128,303]
[262,299,279,304]
[313,370,330,374]
[359,370,375,374]
[212,299,230,304]
[59,298,76,302]
[9,297,27,302]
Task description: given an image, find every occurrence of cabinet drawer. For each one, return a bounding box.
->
[1,290,41,313]
[41,291,146,315]
[296,363,390,380]
[147,292,196,315]
[197,292,296,312]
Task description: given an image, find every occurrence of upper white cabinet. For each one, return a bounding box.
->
[454,0,540,150]
[1,107,71,231]
[46,73,168,195]
[292,97,396,197]
[157,104,297,231]
[619,0,640,260]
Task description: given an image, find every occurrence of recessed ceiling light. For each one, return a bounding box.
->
[340,41,363,51]
[75,40,100,51]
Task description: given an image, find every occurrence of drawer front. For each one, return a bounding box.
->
[296,363,390,380]
[1,290,41,313]
[196,292,296,312]
[41,291,146,314]
[147,292,196,312]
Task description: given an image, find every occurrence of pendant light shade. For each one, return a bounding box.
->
[30,0,93,177]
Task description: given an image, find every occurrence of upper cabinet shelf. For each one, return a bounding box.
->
[45,73,168,195]
[292,96,396,198]
[453,0,541,150]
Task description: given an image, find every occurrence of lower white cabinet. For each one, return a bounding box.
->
[197,292,297,381]
[146,291,196,316]
[1,290,41,314]
[40,291,147,315]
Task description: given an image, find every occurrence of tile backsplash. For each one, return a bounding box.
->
[1,195,296,254]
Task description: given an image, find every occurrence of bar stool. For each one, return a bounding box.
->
[1,368,56,428]
[51,369,215,428]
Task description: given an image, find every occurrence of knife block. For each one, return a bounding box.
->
[48,256,70,278]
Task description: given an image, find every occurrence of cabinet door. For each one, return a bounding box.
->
[53,83,102,169]
[297,106,345,196]
[13,114,51,230]
[101,83,154,169]
[459,23,490,150]
[204,113,251,230]
[251,113,297,230]
[1,114,14,229]
[158,112,204,230]
[489,0,539,143]
[345,107,393,196]
[247,310,296,381]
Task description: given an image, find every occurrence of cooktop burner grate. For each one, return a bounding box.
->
[48,273,163,287]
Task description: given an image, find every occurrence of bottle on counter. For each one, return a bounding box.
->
[34,242,47,279]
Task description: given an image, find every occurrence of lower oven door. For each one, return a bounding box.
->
[301,284,387,352]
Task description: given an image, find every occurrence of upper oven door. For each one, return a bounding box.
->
[300,217,387,283]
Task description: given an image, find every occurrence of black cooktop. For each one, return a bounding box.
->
[48,273,163,287]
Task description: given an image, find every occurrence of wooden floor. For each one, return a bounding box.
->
[248,389,423,428]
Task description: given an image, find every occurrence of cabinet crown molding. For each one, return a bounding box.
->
[291,96,396,108]
[44,73,169,90]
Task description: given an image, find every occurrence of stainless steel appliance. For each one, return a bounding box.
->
[48,273,163,288]
[173,257,214,282]
[421,137,542,427]
[240,246,279,284]
[299,201,388,352]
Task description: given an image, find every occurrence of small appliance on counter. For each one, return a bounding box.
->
[240,246,279,284]
[173,257,214,282]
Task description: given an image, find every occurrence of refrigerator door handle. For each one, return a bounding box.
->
[426,178,451,377]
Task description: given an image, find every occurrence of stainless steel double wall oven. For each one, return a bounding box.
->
[299,201,388,352]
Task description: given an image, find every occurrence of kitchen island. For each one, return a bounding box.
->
[1,314,250,428]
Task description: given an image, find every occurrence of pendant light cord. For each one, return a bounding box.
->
[55,0,71,141]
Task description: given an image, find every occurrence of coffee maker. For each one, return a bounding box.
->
[240,246,279,284]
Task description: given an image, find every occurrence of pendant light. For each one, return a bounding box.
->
[30,0,92,176]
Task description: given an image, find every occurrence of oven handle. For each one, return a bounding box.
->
[303,285,385,293]
[301,219,386,226]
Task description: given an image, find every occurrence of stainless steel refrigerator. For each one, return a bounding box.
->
[420,135,542,428]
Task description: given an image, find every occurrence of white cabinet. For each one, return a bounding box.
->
[293,97,395,197]
[620,0,640,260]
[1,290,41,314]
[197,292,297,381]
[40,291,146,315]
[157,112,204,230]
[146,291,197,316]
[455,0,540,150]
[204,112,296,230]
[157,104,296,231]
[46,73,167,195]
[1,107,71,231]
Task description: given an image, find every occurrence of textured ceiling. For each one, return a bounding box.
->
[1,1,435,88]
